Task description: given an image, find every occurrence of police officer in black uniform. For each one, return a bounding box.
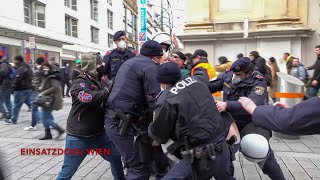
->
[209,57,285,180]
[102,31,136,80]
[239,96,320,135]
[57,52,125,180]
[148,62,236,180]
[104,40,169,180]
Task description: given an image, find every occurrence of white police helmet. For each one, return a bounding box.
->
[240,134,269,162]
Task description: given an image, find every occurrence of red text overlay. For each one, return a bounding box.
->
[20,148,110,156]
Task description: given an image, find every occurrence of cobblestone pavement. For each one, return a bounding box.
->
[0,98,320,180]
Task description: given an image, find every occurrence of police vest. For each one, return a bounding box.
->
[191,63,217,79]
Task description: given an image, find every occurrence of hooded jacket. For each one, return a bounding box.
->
[39,70,62,111]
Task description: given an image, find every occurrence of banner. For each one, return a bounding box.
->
[139,0,147,46]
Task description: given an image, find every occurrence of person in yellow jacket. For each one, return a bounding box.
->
[190,49,217,79]
[191,49,221,99]
[215,56,233,74]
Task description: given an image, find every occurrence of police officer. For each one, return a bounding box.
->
[239,96,320,135]
[209,57,285,180]
[103,31,136,80]
[57,52,125,180]
[104,40,169,180]
[148,62,236,180]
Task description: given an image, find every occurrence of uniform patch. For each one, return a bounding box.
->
[79,83,85,88]
[254,86,265,95]
[223,82,231,89]
[78,91,92,103]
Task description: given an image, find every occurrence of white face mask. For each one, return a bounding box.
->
[44,70,50,76]
[117,40,126,49]
[160,84,168,91]
[232,74,241,85]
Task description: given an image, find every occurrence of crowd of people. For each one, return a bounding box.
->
[0,29,320,180]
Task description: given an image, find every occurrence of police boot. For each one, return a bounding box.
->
[54,125,65,139]
[39,129,52,140]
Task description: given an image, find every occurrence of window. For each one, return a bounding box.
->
[108,34,113,48]
[65,15,78,38]
[24,0,31,24]
[65,0,77,11]
[90,0,98,21]
[107,0,112,6]
[133,15,137,41]
[107,10,113,30]
[34,3,45,28]
[24,0,46,28]
[71,0,77,11]
[91,26,99,44]
[64,0,70,7]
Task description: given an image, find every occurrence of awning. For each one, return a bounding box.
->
[61,54,76,60]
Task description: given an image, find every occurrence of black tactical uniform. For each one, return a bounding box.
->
[149,62,235,180]
[104,40,169,180]
[209,57,285,180]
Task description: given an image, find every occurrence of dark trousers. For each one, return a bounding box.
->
[105,115,168,180]
[162,147,236,180]
[61,80,71,96]
[239,123,285,180]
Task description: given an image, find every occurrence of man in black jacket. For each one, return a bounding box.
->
[105,40,169,180]
[57,52,125,180]
[5,55,37,125]
[307,45,320,97]
[24,57,44,131]
[0,56,13,120]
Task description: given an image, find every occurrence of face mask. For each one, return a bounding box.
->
[118,40,126,49]
[36,65,42,69]
[232,74,241,85]
[160,84,168,91]
[43,69,50,76]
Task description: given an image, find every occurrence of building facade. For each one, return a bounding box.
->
[0,0,139,67]
[179,0,319,72]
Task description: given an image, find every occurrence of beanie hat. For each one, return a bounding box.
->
[174,51,186,61]
[113,31,125,41]
[81,52,97,73]
[140,40,163,57]
[157,62,181,84]
[36,57,45,65]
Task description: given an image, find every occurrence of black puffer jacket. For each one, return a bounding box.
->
[0,61,12,89]
[13,63,33,91]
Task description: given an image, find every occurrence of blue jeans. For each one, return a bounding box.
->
[309,86,320,97]
[57,133,125,180]
[40,108,58,129]
[0,88,12,116]
[11,90,39,124]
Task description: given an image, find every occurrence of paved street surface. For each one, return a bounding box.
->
[0,98,320,180]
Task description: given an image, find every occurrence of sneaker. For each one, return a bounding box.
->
[24,126,37,131]
[4,119,13,125]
